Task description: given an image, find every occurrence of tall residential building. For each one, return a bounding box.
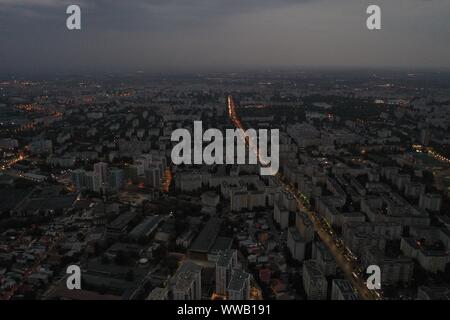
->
[362,246,414,284]
[227,269,251,300]
[405,182,425,199]
[287,227,306,262]
[135,155,152,172]
[296,211,314,242]
[146,287,168,300]
[312,241,337,276]
[0,138,18,149]
[94,162,109,185]
[171,261,202,300]
[125,165,140,184]
[71,169,86,190]
[215,250,238,296]
[303,260,328,300]
[273,199,289,229]
[145,164,161,189]
[420,129,432,146]
[419,193,442,212]
[85,171,102,193]
[29,139,53,155]
[108,168,124,192]
[331,279,358,300]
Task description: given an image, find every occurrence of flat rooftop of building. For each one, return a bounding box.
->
[216,250,235,267]
[228,269,250,292]
[129,215,163,238]
[21,194,78,211]
[190,218,222,254]
[333,279,357,300]
[210,236,233,252]
[108,211,138,230]
[0,187,32,211]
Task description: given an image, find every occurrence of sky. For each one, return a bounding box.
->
[1,0,450,75]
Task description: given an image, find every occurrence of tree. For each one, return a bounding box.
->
[163,256,179,274]
[114,250,130,266]
[101,254,110,265]
[125,270,135,282]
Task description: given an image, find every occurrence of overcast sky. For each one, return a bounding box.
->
[1,0,450,74]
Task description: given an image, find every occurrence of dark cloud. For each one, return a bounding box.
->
[1,0,308,31]
[0,0,449,74]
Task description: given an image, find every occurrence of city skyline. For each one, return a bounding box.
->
[1,70,449,302]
